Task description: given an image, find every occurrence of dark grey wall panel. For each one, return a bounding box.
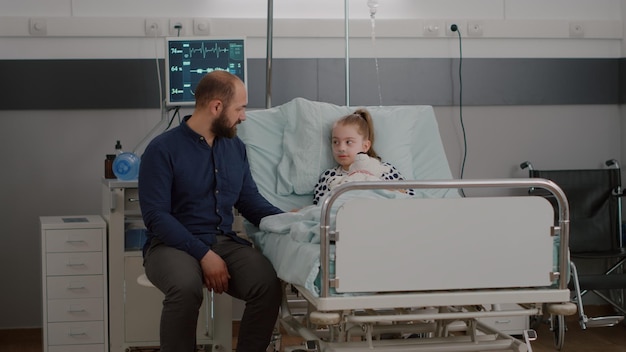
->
[460,58,619,106]
[0,58,621,110]
[0,59,164,110]
[348,58,455,107]
[247,58,321,108]
[264,58,620,107]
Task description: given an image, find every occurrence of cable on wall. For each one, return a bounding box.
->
[165,107,181,130]
[153,29,163,115]
[451,24,467,197]
[132,25,181,155]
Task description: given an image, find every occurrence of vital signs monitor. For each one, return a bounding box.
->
[165,37,247,107]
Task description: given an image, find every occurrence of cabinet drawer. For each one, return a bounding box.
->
[47,298,104,322]
[45,228,103,253]
[47,321,104,345]
[46,253,103,276]
[47,276,103,299]
[48,344,105,352]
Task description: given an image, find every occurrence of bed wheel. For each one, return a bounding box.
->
[547,302,577,316]
[309,311,341,325]
[551,314,566,350]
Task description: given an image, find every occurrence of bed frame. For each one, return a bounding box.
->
[237,99,575,351]
[273,179,574,352]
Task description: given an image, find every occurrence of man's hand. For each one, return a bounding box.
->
[200,250,230,293]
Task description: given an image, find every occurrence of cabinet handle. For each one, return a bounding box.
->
[65,239,87,244]
[66,262,86,267]
[67,282,86,290]
[68,305,86,313]
[128,197,139,202]
[494,320,512,324]
[68,328,87,336]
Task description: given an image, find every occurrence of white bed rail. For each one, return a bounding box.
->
[317,178,570,298]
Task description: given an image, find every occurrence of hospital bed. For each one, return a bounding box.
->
[237,98,575,351]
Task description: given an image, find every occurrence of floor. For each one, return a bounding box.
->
[530,306,626,352]
[1,306,625,352]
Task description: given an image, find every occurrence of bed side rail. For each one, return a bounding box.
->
[320,178,569,297]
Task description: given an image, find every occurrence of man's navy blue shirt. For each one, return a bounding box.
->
[139,116,283,260]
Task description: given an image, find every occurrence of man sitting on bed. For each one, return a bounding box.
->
[139,71,283,352]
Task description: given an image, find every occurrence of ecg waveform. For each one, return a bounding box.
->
[183,42,228,59]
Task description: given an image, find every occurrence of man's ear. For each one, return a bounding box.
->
[207,99,223,114]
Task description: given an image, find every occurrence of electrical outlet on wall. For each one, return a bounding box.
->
[145,19,164,36]
[29,18,47,36]
[423,21,441,37]
[569,22,584,38]
[169,18,187,36]
[467,21,484,37]
[445,21,465,36]
[193,18,211,35]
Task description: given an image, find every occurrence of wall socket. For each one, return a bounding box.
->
[145,19,164,37]
[193,18,211,35]
[29,18,47,36]
[569,22,584,38]
[169,18,186,36]
[467,21,484,37]
[423,22,441,37]
[445,21,464,36]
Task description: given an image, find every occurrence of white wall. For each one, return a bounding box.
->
[0,0,623,329]
[0,0,623,60]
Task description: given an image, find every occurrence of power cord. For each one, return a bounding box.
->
[450,24,467,197]
[165,106,181,130]
[153,28,163,115]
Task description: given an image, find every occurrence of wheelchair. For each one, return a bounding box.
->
[521,159,626,350]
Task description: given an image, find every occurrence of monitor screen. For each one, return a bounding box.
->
[164,37,247,107]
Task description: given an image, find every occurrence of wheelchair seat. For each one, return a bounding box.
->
[521,159,626,331]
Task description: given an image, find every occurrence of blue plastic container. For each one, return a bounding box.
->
[113,152,140,180]
[125,228,147,251]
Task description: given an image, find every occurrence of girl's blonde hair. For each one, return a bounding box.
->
[333,108,379,159]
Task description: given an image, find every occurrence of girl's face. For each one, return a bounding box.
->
[331,123,371,170]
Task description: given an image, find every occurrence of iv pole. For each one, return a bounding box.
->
[266,0,274,109]
[264,0,351,108]
[345,0,350,107]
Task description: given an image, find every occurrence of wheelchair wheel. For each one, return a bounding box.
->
[551,314,565,350]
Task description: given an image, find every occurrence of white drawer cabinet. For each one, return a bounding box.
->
[41,215,107,352]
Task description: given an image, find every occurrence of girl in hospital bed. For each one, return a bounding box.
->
[312,108,415,205]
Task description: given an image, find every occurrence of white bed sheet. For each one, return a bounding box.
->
[248,188,416,295]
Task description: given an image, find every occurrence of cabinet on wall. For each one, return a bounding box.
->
[102,179,232,352]
[40,215,108,352]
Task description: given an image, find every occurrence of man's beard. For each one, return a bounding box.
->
[211,110,238,139]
